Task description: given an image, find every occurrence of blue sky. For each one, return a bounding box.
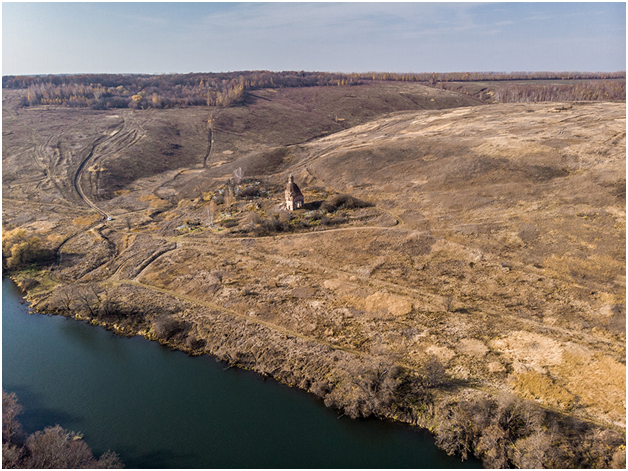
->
[2,2,626,75]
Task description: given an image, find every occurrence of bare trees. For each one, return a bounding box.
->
[321,355,403,419]
[232,167,244,185]
[6,71,361,110]
[23,426,122,469]
[2,390,122,469]
[428,391,627,468]
[152,316,186,340]
[6,69,627,109]
[360,70,626,83]
[46,284,124,322]
[2,391,22,445]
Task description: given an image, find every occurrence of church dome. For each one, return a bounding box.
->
[286,175,303,197]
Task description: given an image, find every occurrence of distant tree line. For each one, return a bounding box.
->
[3,70,624,110]
[3,390,122,468]
[358,70,625,84]
[440,79,627,103]
[2,71,359,110]
[491,80,626,102]
[358,71,626,102]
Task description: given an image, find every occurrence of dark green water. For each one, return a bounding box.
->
[3,278,479,468]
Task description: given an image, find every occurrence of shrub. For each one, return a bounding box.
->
[417,355,446,387]
[152,316,185,340]
[238,186,259,199]
[320,194,371,213]
[185,335,205,350]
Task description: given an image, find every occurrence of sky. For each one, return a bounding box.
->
[2,2,626,75]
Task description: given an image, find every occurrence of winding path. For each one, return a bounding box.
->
[73,136,110,219]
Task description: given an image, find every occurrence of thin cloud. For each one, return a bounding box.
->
[482,29,504,36]
[94,6,169,26]
[194,2,480,39]
[525,15,553,21]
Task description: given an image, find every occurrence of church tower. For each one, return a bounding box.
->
[285,175,304,211]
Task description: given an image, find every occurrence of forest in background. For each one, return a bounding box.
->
[3,70,625,110]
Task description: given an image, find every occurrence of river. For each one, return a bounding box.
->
[3,278,479,468]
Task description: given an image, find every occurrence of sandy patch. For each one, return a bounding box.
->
[457,338,489,357]
[323,278,358,293]
[490,331,563,367]
[363,292,413,316]
[24,220,57,232]
[487,361,506,373]
[279,275,301,286]
[426,345,456,364]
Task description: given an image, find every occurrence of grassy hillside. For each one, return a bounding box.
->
[2,81,625,468]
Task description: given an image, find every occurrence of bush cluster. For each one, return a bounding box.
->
[2,229,54,271]
[2,390,122,469]
[319,194,372,213]
[431,394,626,468]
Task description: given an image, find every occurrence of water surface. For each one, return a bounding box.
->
[3,278,479,468]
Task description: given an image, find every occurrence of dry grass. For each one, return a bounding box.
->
[72,213,102,226]
[512,370,575,408]
[3,86,625,436]
[557,347,626,426]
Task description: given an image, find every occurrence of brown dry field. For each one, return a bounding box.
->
[3,84,625,435]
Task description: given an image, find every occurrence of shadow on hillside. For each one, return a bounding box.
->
[301,200,323,211]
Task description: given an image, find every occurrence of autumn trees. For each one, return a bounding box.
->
[5,71,360,110]
[2,228,54,271]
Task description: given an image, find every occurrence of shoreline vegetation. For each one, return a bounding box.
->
[7,274,626,469]
[2,390,123,469]
[3,70,626,468]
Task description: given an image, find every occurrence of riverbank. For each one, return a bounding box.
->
[4,276,480,468]
[12,272,626,469]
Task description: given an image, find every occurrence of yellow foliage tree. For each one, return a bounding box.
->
[2,228,49,269]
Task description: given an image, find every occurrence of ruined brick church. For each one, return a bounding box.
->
[285,175,304,211]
